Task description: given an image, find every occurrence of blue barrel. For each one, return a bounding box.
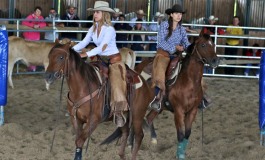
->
[0,25,8,126]
[259,50,265,132]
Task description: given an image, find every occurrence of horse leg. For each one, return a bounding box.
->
[71,118,83,160]
[142,119,157,144]
[131,119,144,160]
[74,121,99,160]
[43,62,50,90]
[128,128,134,148]
[146,109,162,125]
[174,109,186,160]
[8,61,15,89]
[183,107,198,151]
[119,123,130,160]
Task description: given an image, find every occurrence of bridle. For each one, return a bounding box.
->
[192,39,213,64]
[51,47,70,79]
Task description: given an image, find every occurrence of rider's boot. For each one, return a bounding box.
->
[149,87,163,111]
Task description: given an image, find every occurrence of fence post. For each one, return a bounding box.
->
[0,25,8,126]
[259,49,265,145]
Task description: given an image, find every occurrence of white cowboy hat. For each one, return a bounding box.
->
[136,9,146,16]
[208,15,218,21]
[87,1,115,13]
[154,12,164,18]
[114,8,122,15]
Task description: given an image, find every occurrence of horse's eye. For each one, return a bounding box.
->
[201,44,206,47]
[60,56,64,60]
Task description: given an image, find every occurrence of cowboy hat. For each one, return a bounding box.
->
[136,9,146,16]
[208,15,218,21]
[87,1,115,13]
[114,8,122,15]
[165,4,186,15]
[154,12,164,18]
[67,5,77,9]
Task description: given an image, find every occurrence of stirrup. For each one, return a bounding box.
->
[149,96,161,111]
[113,112,127,127]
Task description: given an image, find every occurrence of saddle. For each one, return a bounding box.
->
[141,55,182,83]
[90,61,141,85]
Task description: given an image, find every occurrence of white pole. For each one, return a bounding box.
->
[0,106,4,126]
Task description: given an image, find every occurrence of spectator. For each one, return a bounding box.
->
[22,6,46,72]
[45,8,64,41]
[148,12,165,51]
[244,43,261,76]
[112,8,122,25]
[114,14,132,48]
[224,16,243,75]
[129,9,147,29]
[202,15,225,42]
[22,6,46,41]
[130,18,148,61]
[61,5,80,40]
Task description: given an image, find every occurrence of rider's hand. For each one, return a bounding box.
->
[80,52,88,58]
[176,45,184,52]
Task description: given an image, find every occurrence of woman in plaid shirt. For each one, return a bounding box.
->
[150,4,190,110]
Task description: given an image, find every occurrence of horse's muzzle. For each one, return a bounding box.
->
[209,57,220,68]
[44,72,56,84]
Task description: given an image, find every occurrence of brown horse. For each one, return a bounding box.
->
[136,32,219,159]
[44,42,154,160]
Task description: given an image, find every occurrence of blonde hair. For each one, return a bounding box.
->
[93,11,112,32]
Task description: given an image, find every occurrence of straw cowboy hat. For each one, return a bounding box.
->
[208,15,218,21]
[136,9,146,16]
[165,4,186,15]
[114,8,122,15]
[154,12,164,18]
[87,1,115,13]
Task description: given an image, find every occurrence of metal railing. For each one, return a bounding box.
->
[1,18,265,79]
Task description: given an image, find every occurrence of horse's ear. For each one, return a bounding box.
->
[55,38,60,44]
[199,29,204,37]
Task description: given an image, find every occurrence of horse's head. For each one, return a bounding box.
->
[45,41,72,84]
[192,31,220,68]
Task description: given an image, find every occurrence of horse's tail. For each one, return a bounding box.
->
[100,128,122,145]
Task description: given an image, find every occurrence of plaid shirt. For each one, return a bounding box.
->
[157,21,190,54]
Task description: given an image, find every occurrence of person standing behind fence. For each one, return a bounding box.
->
[22,6,46,41]
[22,6,46,72]
[129,9,147,29]
[114,14,132,48]
[244,43,261,77]
[224,16,243,75]
[202,15,225,42]
[148,12,165,51]
[45,8,64,41]
[61,5,80,40]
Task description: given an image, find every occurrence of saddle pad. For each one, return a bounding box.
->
[140,71,151,80]
[93,66,103,85]
[135,76,143,89]
[168,62,182,80]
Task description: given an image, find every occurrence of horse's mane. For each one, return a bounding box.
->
[51,44,100,86]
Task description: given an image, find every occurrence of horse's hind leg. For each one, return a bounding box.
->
[131,119,144,160]
[119,124,130,160]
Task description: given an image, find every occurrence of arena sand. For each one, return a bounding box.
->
[0,75,265,160]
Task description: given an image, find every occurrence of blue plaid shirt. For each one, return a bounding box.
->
[157,21,190,54]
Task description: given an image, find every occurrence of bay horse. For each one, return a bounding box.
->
[44,42,154,160]
[136,32,219,159]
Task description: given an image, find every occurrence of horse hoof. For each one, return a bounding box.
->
[127,145,132,149]
[151,138,157,145]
